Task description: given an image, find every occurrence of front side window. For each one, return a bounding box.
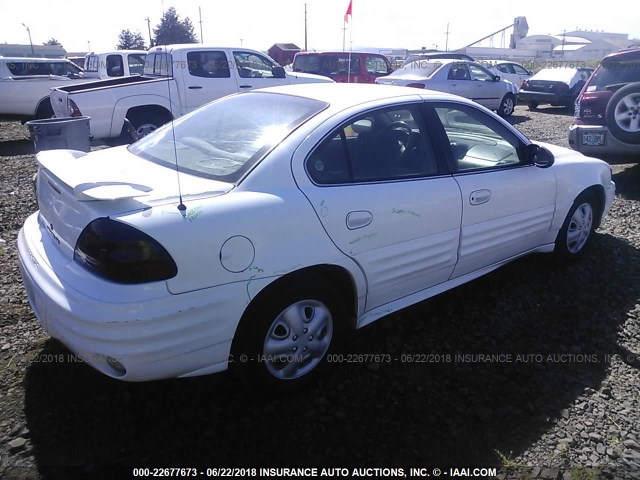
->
[433,104,523,172]
[512,64,530,75]
[448,64,470,80]
[307,105,438,184]
[129,92,327,183]
[127,54,146,75]
[233,51,278,78]
[365,56,390,74]
[187,51,230,78]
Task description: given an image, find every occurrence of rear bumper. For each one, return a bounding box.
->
[17,212,247,382]
[519,91,574,106]
[568,124,640,156]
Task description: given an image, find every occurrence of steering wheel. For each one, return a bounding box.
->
[384,121,413,154]
[249,70,263,78]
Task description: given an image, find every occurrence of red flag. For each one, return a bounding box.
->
[344,0,352,23]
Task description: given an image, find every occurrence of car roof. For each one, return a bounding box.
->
[295,51,385,56]
[249,82,467,110]
[0,57,72,62]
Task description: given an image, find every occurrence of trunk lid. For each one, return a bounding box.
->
[35,147,232,261]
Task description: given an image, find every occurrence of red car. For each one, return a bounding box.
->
[292,51,393,84]
[569,48,640,156]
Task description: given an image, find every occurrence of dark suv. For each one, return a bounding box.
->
[569,48,640,156]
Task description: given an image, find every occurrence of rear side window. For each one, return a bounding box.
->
[187,51,230,78]
[106,55,124,77]
[293,54,360,76]
[145,53,173,76]
[85,55,99,72]
[307,105,438,184]
[365,55,390,74]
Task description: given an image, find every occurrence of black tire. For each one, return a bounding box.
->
[605,82,640,145]
[126,110,171,140]
[527,101,539,110]
[35,98,54,119]
[498,93,516,117]
[554,192,597,262]
[230,278,346,391]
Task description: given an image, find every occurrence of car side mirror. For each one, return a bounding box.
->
[387,67,394,74]
[527,70,533,76]
[272,66,286,78]
[527,144,554,168]
[493,74,500,82]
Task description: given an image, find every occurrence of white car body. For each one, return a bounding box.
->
[19,84,615,384]
[375,59,518,116]
[480,60,533,90]
[0,57,86,121]
[82,51,147,79]
[49,44,334,139]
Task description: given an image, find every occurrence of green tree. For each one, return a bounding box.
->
[43,38,62,47]
[116,29,147,50]
[153,7,198,45]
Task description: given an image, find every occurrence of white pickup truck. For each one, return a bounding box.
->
[82,50,147,79]
[50,45,333,140]
[0,57,87,121]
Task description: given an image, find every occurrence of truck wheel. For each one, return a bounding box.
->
[127,111,170,139]
[605,82,640,145]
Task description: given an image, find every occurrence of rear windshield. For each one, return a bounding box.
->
[129,92,328,183]
[398,60,442,78]
[586,60,640,92]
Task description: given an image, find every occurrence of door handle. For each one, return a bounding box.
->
[469,189,491,205]
[188,86,203,89]
[346,210,373,230]
[239,85,253,89]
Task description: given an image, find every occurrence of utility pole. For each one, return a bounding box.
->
[445,23,450,51]
[304,3,308,51]
[87,41,91,52]
[199,6,203,43]
[21,23,35,56]
[145,17,153,47]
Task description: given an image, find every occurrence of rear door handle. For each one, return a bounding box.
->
[469,189,491,205]
[188,86,203,89]
[346,210,373,230]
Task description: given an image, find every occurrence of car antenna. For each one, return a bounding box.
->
[163,51,186,214]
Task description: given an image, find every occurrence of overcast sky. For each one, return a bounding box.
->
[1,0,638,54]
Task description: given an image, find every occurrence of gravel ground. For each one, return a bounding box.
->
[1,106,640,480]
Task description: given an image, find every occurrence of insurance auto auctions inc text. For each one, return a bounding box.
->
[258,467,497,477]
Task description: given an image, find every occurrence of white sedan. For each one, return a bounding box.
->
[375,59,519,117]
[18,84,615,389]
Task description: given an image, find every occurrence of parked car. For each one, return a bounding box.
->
[479,60,533,89]
[375,58,518,117]
[292,51,393,83]
[519,67,594,110]
[50,44,334,140]
[82,50,147,79]
[0,57,86,121]
[569,48,640,155]
[18,83,615,388]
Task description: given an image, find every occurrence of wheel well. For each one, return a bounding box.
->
[35,98,53,119]
[245,265,358,330]
[579,185,606,228]
[125,105,173,125]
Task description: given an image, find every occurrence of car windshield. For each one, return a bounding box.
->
[128,92,328,183]
[585,60,640,92]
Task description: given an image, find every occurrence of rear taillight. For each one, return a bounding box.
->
[406,83,425,89]
[67,99,82,117]
[74,218,177,284]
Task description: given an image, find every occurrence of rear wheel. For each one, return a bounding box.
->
[231,278,346,391]
[126,110,171,140]
[527,101,539,110]
[498,93,516,117]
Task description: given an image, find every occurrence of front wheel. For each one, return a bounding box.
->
[498,93,516,117]
[231,280,346,390]
[554,193,597,261]
[527,101,539,110]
